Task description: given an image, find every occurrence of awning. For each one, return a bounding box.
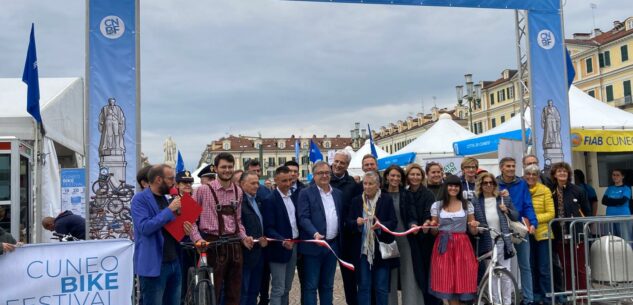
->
[453,129,531,156]
[377,152,416,170]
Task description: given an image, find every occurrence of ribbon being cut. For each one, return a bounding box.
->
[255,219,437,271]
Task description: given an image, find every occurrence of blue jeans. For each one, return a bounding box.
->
[241,254,265,305]
[530,237,552,304]
[516,238,534,303]
[357,255,390,305]
[139,259,182,305]
[302,243,338,305]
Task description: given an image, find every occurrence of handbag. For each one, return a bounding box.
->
[502,197,528,244]
[378,240,400,259]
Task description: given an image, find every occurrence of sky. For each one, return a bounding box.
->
[0,0,629,170]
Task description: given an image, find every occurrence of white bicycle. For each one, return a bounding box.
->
[476,226,523,305]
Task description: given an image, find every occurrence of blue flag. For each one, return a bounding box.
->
[367,124,378,158]
[309,139,323,163]
[176,150,185,173]
[565,48,575,88]
[295,139,300,162]
[23,23,42,125]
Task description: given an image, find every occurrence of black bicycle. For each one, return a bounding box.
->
[181,236,242,305]
[92,167,134,201]
[51,232,80,242]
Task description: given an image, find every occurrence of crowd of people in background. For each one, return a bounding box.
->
[122,150,633,305]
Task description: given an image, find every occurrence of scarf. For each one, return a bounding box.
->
[556,184,566,234]
[362,189,380,267]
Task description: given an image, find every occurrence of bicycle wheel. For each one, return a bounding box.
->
[477,268,520,305]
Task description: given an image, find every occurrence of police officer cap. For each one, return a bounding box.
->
[197,164,215,178]
[176,170,194,183]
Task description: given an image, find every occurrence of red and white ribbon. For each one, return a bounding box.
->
[374,220,438,237]
[254,237,355,271]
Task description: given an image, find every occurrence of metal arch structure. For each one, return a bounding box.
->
[288,0,573,169]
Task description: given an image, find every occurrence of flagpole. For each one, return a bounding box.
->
[32,119,40,242]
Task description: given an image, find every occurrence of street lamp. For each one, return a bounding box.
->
[456,74,481,133]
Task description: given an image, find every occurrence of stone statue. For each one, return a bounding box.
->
[140,152,150,167]
[164,136,177,165]
[98,98,126,156]
[541,100,562,149]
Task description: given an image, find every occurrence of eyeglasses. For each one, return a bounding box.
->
[482,181,495,186]
[315,171,331,176]
[463,166,477,170]
[524,172,538,177]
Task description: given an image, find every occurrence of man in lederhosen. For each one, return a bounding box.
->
[189,152,255,305]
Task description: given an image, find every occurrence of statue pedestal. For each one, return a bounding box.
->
[543,148,564,170]
[100,155,128,184]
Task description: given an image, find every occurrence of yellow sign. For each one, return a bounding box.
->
[571,129,633,152]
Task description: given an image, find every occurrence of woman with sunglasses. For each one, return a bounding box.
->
[473,172,518,305]
[426,175,479,305]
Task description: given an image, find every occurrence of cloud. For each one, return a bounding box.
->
[1,0,629,171]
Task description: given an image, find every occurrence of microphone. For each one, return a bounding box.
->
[169,187,181,215]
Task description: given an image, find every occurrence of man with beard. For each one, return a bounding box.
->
[131,164,182,305]
[329,150,361,305]
[189,153,252,305]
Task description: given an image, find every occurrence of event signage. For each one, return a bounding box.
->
[0,239,133,305]
[61,168,86,218]
[87,0,138,239]
[571,130,633,152]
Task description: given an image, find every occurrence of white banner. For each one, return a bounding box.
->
[0,239,134,305]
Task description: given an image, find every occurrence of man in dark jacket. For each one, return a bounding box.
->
[329,150,361,305]
[0,227,17,255]
[42,210,86,240]
[240,171,268,305]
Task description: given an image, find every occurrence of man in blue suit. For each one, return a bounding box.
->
[131,164,182,305]
[262,166,299,305]
[297,161,343,305]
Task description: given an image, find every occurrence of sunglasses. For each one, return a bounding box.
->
[482,181,495,186]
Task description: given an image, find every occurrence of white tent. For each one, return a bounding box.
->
[0,78,84,154]
[343,146,356,159]
[397,113,475,157]
[348,139,389,176]
[0,77,84,242]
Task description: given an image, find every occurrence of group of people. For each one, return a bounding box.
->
[131,149,632,305]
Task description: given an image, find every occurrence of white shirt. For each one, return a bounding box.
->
[318,185,339,240]
[278,188,299,238]
[484,197,501,239]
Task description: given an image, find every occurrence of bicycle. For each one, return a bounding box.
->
[92,167,135,201]
[51,232,80,242]
[181,236,243,305]
[476,226,523,305]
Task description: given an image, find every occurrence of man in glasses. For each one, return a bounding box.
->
[131,164,182,305]
[522,154,552,188]
[298,161,344,305]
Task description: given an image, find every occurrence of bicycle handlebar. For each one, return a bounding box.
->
[180,237,243,251]
[52,232,80,242]
[476,226,526,242]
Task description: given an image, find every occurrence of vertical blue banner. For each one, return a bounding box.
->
[528,11,572,172]
[61,168,86,218]
[88,0,137,240]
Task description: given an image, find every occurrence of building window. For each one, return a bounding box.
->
[587,90,595,98]
[323,141,331,149]
[511,112,516,117]
[622,45,629,62]
[268,157,275,167]
[624,80,632,99]
[301,170,308,178]
[301,156,309,164]
[490,93,495,105]
[500,115,505,124]
[491,118,496,128]
[223,142,231,150]
[255,143,261,149]
[278,141,286,149]
[301,141,308,149]
[508,86,514,99]
[0,155,10,201]
[586,57,593,74]
[499,90,505,102]
[278,157,286,165]
[599,51,611,67]
[606,85,614,102]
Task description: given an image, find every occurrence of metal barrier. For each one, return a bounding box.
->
[548,216,633,305]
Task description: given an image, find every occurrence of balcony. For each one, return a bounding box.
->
[612,95,633,109]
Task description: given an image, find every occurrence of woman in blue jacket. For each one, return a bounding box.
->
[602,169,632,240]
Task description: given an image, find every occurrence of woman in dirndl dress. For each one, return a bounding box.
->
[425,174,479,305]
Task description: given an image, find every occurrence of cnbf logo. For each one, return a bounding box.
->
[100,15,125,39]
[537,29,555,50]
[571,132,581,147]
